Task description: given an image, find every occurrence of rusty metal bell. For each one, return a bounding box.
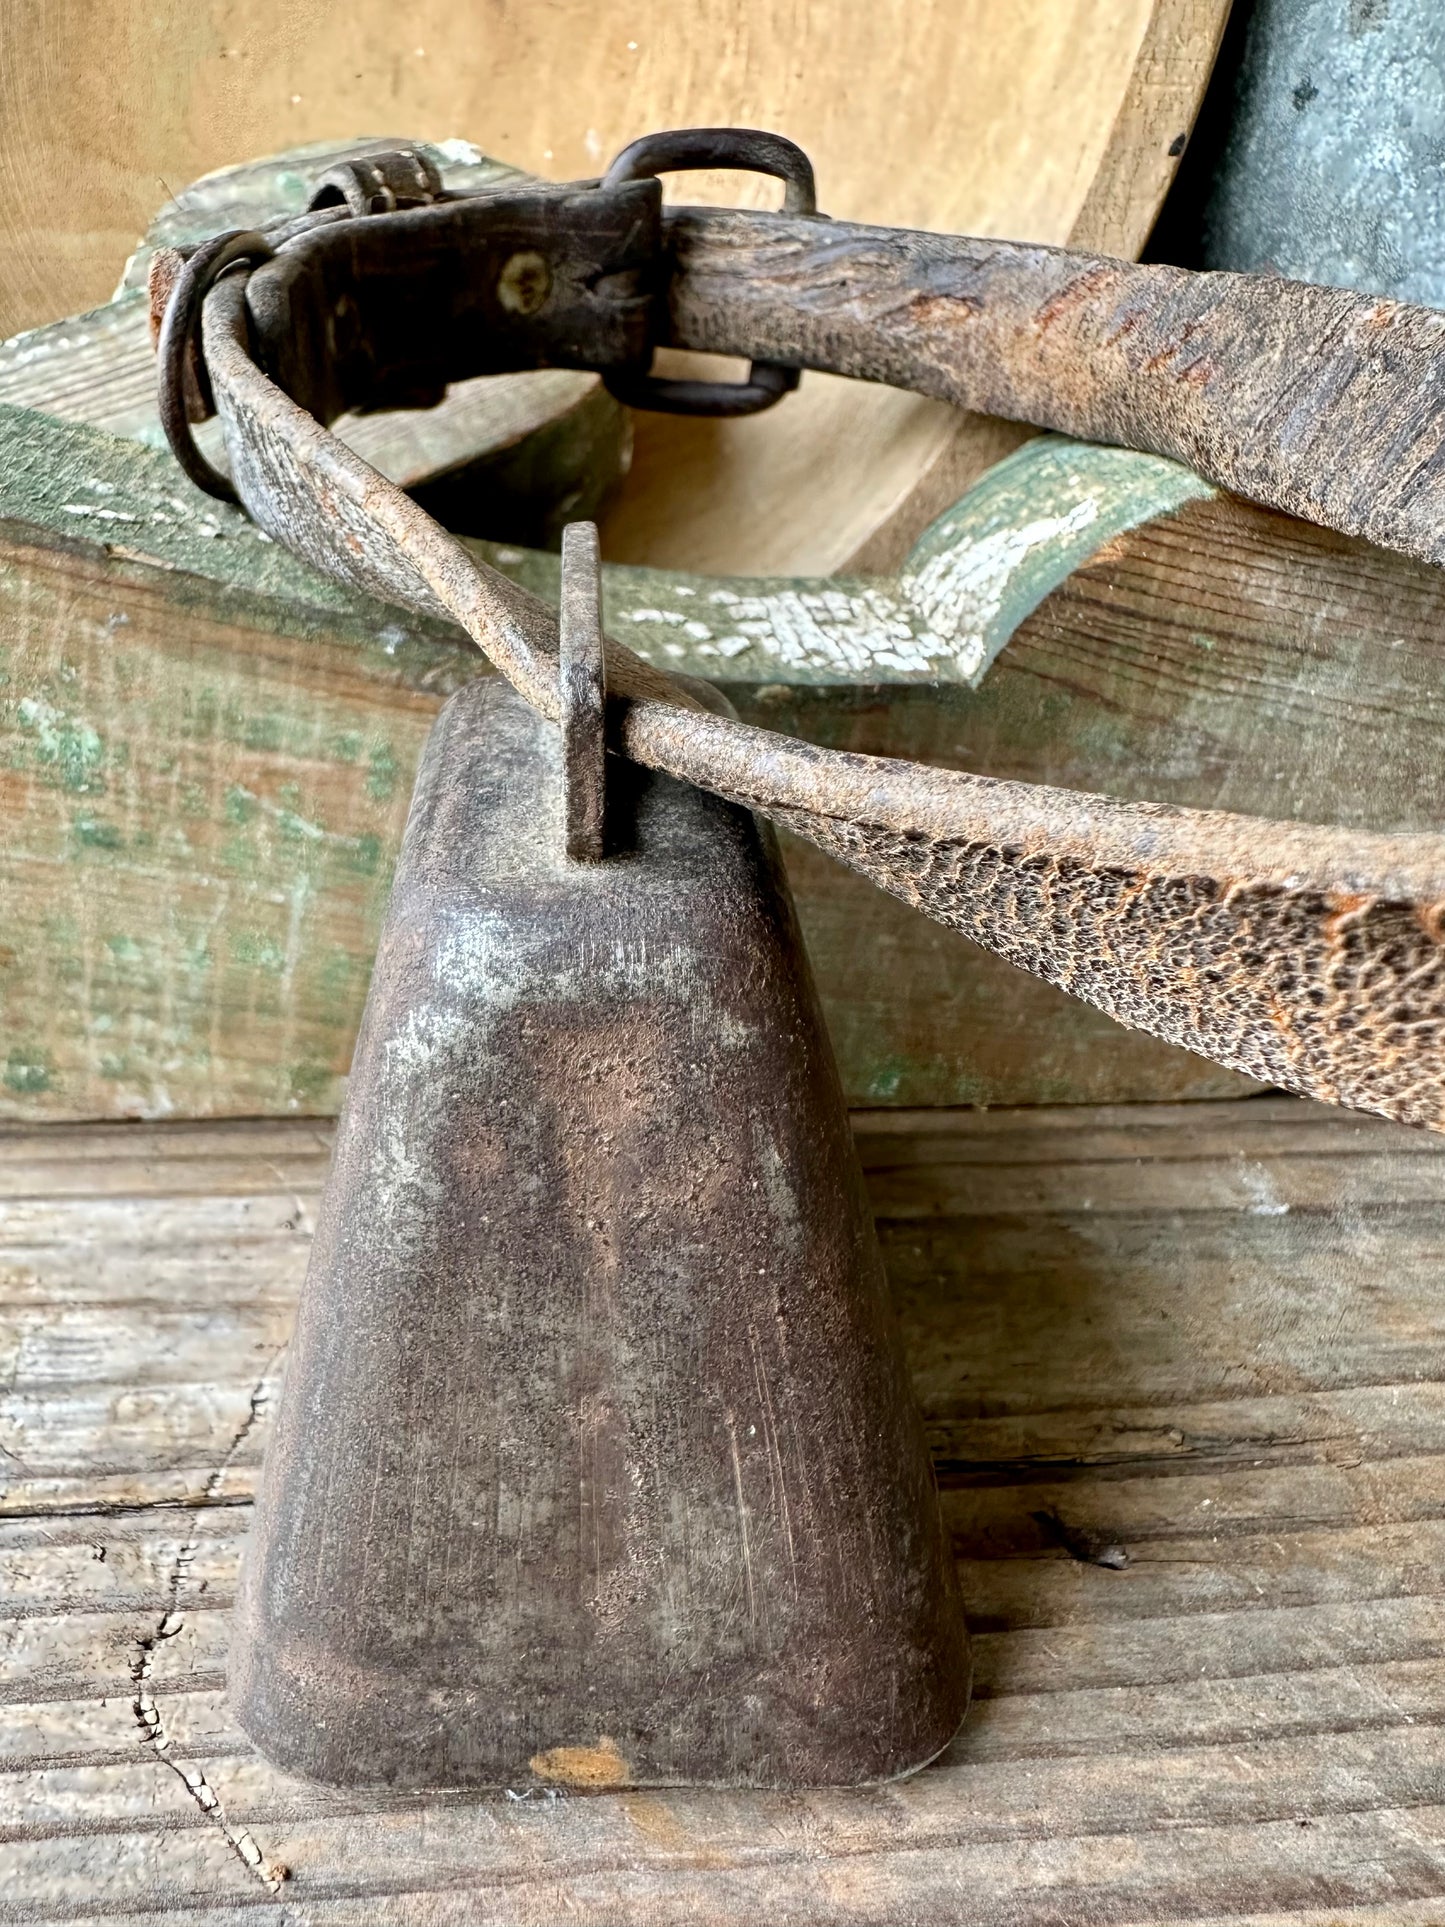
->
[230,531,969,1789]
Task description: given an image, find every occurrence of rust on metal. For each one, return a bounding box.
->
[229,676,969,1789]
[155,227,275,500]
[306,144,442,217]
[559,520,607,862]
[599,126,813,415]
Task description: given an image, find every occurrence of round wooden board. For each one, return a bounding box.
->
[0,0,1228,572]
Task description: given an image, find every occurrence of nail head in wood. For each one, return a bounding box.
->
[559,519,606,861]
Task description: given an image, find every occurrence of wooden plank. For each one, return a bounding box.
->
[8,1802,1445,1923]
[15,1888,1445,1927]
[13,1581,1445,1726]
[14,1904,1445,1927]
[21,1645,1445,1777]
[960,1519,1445,1629]
[6,1097,1445,1517]
[1068,0,1235,258]
[12,1509,1445,1644]
[10,1717,1445,1854]
[28,1702,1445,1843]
[4,1101,1445,1919]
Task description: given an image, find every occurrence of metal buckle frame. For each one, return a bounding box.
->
[599,127,819,418]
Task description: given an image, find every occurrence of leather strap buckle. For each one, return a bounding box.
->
[154,130,823,500]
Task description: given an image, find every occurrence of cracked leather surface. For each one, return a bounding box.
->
[200,260,1445,1135]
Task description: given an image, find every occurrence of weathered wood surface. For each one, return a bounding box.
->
[4,391,1445,1118]
[0,1,1226,574]
[6,1097,1445,1919]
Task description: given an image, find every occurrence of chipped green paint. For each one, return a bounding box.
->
[590,440,1213,685]
[319,947,367,1001]
[0,403,448,636]
[0,401,1214,689]
[13,695,106,792]
[239,712,286,754]
[288,1060,335,1104]
[367,742,401,803]
[72,816,122,852]
[346,834,384,877]
[470,442,1215,685]
[232,932,287,973]
[5,1049,52,1094]
[856,1055,910,1104]
[897,440,1213,681]
[219,834,259,877]
[276,805,323,846]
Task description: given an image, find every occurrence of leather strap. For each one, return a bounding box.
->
[170,137,1445,1133]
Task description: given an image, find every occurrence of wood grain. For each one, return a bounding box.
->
[0,0,1226,573]
[5,1097,1445,1919]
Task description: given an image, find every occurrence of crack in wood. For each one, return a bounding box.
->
[126,1353,287,1896]
[1,1491,257,1524]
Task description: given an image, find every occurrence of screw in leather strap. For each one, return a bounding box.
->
[157,229,276,503]
[600,127,817,418]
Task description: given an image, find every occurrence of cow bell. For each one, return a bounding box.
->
[230,531,969,1788]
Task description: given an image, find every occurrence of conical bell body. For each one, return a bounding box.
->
[231,673,969,1788]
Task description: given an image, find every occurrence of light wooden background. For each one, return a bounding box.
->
[0,0,1230,573]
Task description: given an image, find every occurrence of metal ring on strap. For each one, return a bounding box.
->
[600,127,817,418]
[157,229,276,504]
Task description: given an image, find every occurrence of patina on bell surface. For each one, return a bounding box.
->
[230,670,969,1790]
